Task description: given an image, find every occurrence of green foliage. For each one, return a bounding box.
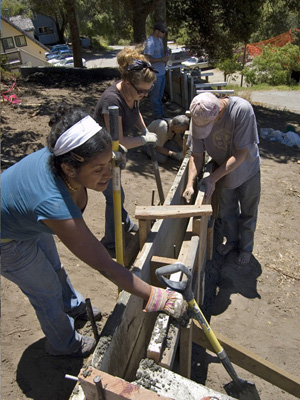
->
[243,43,300,86]
[250,0,299,43]
[216,55,243,80]
[1,0,30,17]
[167,0,263,61]
[76,0,133,45]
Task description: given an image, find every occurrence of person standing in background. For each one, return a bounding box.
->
[144,22,169,119]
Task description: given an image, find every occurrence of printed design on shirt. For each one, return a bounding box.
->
[211,127,232,152]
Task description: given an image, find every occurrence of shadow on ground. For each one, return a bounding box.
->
[191,218,262,385]
[16,338,83,400]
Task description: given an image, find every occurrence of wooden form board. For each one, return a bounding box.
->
[196,89,235,95]
[78,366,173,400]
[146,162,216,378]
[83,155,191,385]
[192,321,300,398]
[135,205,212,220]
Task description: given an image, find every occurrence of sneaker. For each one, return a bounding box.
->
[45,335,96,358]
[76,305,102,321]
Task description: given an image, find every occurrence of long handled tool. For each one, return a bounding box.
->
[155,263,261,400]
[149,144,165,205]
[109,106,124,265]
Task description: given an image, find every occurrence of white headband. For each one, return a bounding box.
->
[53,115,102,156]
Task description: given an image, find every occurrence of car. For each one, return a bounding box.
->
[45,46,71,60]
[47,52,74,65]
[55,56,87,68]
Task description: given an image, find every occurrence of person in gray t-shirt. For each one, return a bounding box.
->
[183,93,261,266]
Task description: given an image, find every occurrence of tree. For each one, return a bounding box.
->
[128,0,158,44]
[28,0,68,43]
[1,0,29,18]
[250,0,300,43]
[167,0,263,62]
[63,0,82,68]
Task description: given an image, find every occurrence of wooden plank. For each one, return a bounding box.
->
[150,256,177,288]
[87,155,191,385]
[194,215,208,305]
[159,321,180,369]
[201,72,214,77]
[196,89,234,95]
[138,219,151,250]
[192,320,300,398]
[179,320,193,379]
[135,205,212,220]
[195,82,227,88]
[149,233,200,371]
[79,366,173,400]
[124,232,140,268]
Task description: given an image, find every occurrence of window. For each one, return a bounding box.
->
[2,37,15,50]
[15,35,27,47]
[38,26,54,35]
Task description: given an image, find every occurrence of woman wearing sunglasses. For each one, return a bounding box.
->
[94,47,158,252]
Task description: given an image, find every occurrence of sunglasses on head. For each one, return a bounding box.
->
[130,81,154,95]
[127,59,158,73]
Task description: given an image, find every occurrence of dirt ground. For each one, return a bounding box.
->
[1,71,300,400]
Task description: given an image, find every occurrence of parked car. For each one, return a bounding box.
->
[54,57,87,68]
[47,52,73,65]
[45,45,71,59]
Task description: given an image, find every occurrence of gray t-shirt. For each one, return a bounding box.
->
[188,96,260,189]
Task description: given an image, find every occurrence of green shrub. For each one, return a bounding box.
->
[243,43,300,86]
[216,55,242,82]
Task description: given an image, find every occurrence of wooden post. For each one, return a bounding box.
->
[138,219,151,250]
[179,320,193,379]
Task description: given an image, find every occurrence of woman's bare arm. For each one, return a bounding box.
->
[43,218,151,300]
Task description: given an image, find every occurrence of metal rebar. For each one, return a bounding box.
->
[85,298,99,342]
[94,375,105,400]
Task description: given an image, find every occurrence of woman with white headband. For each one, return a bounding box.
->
[94,46,158,253]
[1,104,186,358]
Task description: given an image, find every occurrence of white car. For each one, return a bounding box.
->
[47,52,73,65]
[55,57,87,68]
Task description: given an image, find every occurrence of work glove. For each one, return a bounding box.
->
[140,131,158,146]
[113,144,127,169]
[143,286,188,325]
[170,151,183,161]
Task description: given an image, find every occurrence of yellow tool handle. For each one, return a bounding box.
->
[188,298,223,354]
[109,106,124,266]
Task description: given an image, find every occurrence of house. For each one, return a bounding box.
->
[31,13,60,46]
[0,15,50,72]
[9,15,36,39]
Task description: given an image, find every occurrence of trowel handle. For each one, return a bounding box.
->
[155,262,194,302]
